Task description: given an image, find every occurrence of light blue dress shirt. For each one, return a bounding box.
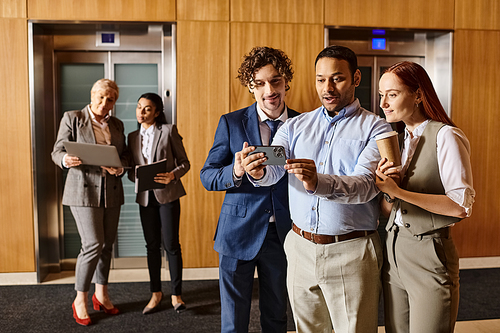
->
[252,99,392,235]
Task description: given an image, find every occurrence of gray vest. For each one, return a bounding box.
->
[386,120,462,235]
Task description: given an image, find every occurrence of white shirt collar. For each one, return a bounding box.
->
[140,123,156,136]
[256,103,288,123]
[405,119,430,140]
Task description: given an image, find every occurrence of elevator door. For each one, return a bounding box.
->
[56,51,162,269]
[356,56,424,116]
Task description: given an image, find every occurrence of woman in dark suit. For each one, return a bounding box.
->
[51,79,126,326]
[127,93,190,314]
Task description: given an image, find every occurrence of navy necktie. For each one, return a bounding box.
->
[265,119,282,145]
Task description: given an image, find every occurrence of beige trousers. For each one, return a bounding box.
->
[383,225,460,333]
[284,230,383,333]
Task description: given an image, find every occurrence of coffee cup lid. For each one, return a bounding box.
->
[375,131,398,141]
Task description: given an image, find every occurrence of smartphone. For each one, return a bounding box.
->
[248,145,286,165]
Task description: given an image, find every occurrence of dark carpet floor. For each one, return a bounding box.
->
[0,268,499,332]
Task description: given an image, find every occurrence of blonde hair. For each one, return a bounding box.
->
[91,79,119,100]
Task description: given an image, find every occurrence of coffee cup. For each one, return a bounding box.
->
[375,131,402,171]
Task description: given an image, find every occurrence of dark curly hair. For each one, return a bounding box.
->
[237,46,294,91]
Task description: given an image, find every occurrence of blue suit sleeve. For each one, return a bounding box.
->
[200,115,238,191]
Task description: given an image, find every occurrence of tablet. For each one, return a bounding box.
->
[63,141,127,168]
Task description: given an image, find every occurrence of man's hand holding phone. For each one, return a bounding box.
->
[239,143,270,180]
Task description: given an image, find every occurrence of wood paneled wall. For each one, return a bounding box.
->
[231,0,324,24]
[27,0,176,21]
[450,30,500,257]
[176,21,230,267]
[325,0,455,29]
[230,23,323,113]
[451,2,500,257]
[0,0,25,18]
[0,18,35,272]
[1,0,500,274]
[177,0,229,21]
[455,0,500,30]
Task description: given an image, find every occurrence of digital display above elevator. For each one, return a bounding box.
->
[96,31,120,47]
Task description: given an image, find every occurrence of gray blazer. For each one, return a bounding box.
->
[51,106,127,208]
[127,123,190,207]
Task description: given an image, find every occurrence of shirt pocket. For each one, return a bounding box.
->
[333,138,366,174]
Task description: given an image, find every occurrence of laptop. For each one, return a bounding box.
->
[63,141,128,168]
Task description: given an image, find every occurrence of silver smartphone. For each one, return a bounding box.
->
[248,145,286,165]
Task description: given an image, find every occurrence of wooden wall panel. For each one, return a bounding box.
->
[177,0,229,21]
[0,19,35,273]
[455,0,500,30]
[27,0,175,21]
[176,21,230,268]
[325,0,454,29]
[0,0,26,18]
[231,0,324,24]
[451,30,500,257]
[231,23,323,113]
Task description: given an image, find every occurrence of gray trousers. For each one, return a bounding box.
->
[70,205,121,292]
[383,225,459,333]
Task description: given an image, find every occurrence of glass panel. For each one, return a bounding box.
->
[114,63,159,258]
[60,63,105,258]
[356,66,372,111]
[60,64,105,112]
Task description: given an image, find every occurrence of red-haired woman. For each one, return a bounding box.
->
[376,61,475,333]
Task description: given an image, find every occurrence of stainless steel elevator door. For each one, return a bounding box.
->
[356,56,424,116]
[55,51,162,269]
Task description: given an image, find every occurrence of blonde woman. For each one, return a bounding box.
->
[52,79,126,326]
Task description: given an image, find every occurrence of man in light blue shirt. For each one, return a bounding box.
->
[242,45,392,333]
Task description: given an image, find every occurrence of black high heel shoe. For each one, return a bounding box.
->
[172,294,186,313]
[173,302,186,313]
[143,292,163,315]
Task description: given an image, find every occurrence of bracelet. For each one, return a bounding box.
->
[383,193,395,203]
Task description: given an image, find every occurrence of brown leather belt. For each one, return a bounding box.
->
[292,223,375,245]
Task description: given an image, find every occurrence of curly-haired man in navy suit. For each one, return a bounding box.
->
[200,46,300,333]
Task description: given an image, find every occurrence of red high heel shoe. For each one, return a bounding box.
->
[72,302,92,326]
[92,294,120,315]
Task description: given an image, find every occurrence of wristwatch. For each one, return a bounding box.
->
[383,193,395,203]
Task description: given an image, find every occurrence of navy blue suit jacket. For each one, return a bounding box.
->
[200,103,300,261]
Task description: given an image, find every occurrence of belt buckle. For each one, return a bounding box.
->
[310,233,317,244]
